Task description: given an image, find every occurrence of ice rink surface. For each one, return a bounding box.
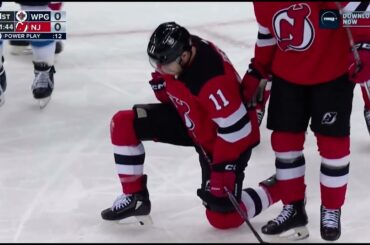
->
[0,2,369,243]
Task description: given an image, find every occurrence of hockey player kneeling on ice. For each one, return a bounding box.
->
[101,22,282,229]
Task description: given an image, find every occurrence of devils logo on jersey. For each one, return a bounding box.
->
[168,93,195,130]
[272,3,315,51]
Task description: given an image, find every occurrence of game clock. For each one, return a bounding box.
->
[0,10,66,40]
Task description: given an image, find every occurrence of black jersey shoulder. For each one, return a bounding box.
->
[178,35,225,96]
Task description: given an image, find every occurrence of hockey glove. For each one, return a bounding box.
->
[197,162,239,213]
[149,72,170,103]
[349,43,370,83]
[241,59,270,109]
[349,43,370,101]
[255,78,271,125]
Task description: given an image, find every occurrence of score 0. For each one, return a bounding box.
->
[51,22,66,32]
[50,11,66,22]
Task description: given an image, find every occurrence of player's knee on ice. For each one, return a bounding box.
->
[205,209,244,229]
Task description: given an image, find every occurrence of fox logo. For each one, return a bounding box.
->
[168,94,195,130]
[272,3,314,51]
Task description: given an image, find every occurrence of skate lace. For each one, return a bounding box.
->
[112,194,132,211]
[32,70,53,90]
[273,204,294,225]
[322,208,339,228]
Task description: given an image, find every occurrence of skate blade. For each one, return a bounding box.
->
[37,96,51,109]
[265,226,309,243]
[10,46,32,55]
[116,215,153,226]
[136,215,153,226]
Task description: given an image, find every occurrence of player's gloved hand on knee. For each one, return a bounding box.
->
[149,72,170,103]
[197,162,239,213]
[349,43,370,87]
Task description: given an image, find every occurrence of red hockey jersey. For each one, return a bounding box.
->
[252,2,370,85]
[156,36,259,164]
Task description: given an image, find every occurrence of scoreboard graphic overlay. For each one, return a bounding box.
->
[0,10,66,40]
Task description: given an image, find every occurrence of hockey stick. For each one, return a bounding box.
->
[190,132,265,243]
[335,2,370,100]
[224,186,266,243]
[335,2,362,74]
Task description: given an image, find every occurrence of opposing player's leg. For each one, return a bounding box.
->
[17,4,57,108]
[101,103,194,224]
[310,74,354,241]
[10,2,63,55]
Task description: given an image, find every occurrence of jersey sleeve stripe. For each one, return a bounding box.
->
[257,38,277,47]
[217,113,250,134]
[258,23,271,35]
[258,32,273,40]
[212,102,247,128]
[256,23,277,47]
[217,121,252,143]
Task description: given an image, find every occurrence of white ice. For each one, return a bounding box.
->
[0,2,368,243]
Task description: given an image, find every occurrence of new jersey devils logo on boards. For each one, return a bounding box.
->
[272,3,315,51]
[168,93,195,130]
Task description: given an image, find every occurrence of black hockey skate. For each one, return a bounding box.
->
[31,62,56,108]
[364,108,370,135]
[261,199,309,241]
[101,176,151,225]
[0,64,6,106]
[320,205,341,241]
